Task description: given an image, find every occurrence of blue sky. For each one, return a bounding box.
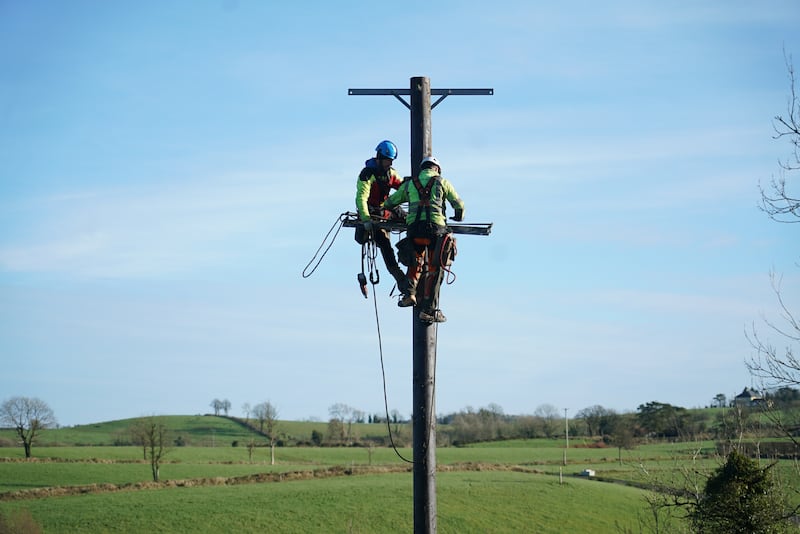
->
[1,1,798,426]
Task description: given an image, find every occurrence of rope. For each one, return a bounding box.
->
[372,240,439,465]
[366,243,413,464]
[440,233,457,285]
[303,211,417,463]
[301,212,349,278]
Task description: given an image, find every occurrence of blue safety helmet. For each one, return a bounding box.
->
[375,140,398,160]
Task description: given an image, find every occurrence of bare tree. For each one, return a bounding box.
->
[253,401,279,464]
[759,50,800,223]
[210,399,222,416]
[327,418,345,445]
[746,272,800,390]
[247,438,257,463]
[608,414,637,465]
[129,419,149,460]
[241,402,252,423]
[747,51,800,454]
[0,396,56,458]
[221,399,231,416]
[534,404,560,438]
[141,416,171,482]
[576,405,617,437]
[747,51,800,397]
[328,403,354,444]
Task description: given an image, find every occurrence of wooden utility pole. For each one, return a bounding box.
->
[563,408,569,466]
[408,76,438,533]
[349,77,492,534]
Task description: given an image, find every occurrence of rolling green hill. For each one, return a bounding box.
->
[0,414,405,448]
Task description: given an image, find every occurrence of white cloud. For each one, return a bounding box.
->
[0,172,329,278]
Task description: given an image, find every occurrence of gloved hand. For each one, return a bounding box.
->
[450,209,464,222]
[363,221,373,238]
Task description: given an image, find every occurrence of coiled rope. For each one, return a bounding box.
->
[301,212,350,278]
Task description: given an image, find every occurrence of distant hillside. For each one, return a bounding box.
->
[0,415,405,447]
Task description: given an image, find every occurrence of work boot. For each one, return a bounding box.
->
[395,275,415,307]
[398,292,416,308]
[419,308,446,323]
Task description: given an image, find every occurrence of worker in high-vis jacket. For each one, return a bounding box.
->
[382,156,464,323]
[355,140,413,302]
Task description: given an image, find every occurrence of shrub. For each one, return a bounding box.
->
[690,450,794,533]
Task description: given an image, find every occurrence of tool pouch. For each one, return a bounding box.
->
[395,237,415,267]
[354,225,367,245]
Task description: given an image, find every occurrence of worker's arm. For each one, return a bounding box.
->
[382,183,407,210]
[444,180,465,221]
[355,175,373,222]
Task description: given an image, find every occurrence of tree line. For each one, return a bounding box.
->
[4,389,800,459]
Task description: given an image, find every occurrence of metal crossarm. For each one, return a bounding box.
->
[348,88,494,95]
[349,88,493,109]
[342,213,492,236]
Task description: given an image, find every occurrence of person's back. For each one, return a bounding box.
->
[404,166,463,233]
[382,156,464,322]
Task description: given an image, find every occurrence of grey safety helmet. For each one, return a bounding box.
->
[420,156,441,171]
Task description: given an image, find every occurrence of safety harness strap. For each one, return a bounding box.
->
[411,175,441,223]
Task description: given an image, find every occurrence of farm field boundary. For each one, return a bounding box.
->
[0,462,543,502]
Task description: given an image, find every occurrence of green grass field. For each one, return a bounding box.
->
[0,470,650,533]
[1,415,798,532]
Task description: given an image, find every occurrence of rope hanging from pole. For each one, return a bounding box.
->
[369,272,414,464]
[302,210,448,466]
[301,212,350,278]
[358,233,413,464]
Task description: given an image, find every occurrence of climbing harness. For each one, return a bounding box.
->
[410,174,441,224]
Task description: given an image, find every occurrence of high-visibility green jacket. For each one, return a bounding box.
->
[355,158,403,222]
[382,168,464,227]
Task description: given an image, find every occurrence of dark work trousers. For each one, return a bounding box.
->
[373,228,409,292]
[407,222,453,312]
